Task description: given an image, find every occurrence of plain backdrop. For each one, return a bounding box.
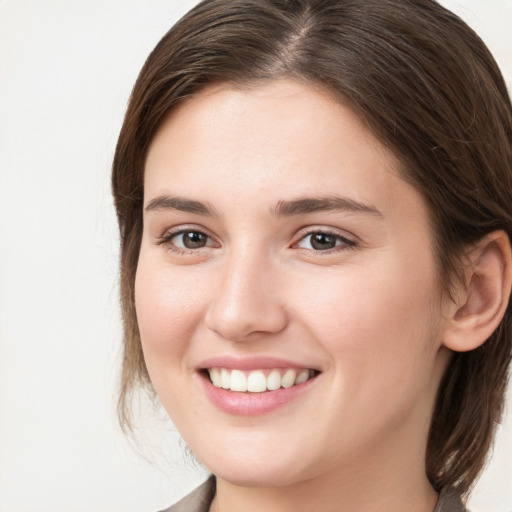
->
[0,1,511,511]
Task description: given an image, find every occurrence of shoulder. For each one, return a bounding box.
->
[158,477,216,512]
[435,487,467,512]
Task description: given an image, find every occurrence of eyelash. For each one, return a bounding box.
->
[155,228,357,255]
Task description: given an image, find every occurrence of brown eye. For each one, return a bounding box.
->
[309,233,337,250]
[296,231,355,252]
[172,230,210,249]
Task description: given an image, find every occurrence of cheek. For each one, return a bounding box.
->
[299,262,442,447]
[134,257,207,367]
[134,257,213,423]
[294,256,441,386]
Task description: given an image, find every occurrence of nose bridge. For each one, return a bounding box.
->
[205,242,287,341]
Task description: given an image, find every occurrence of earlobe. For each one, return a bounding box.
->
[442,230,512,352]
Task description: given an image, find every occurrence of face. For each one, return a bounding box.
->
[136,80,450,488]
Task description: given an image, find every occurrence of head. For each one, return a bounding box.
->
[112,0,512,496]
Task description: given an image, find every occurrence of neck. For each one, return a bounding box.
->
[210,420,439,512]
[212,468,437,512]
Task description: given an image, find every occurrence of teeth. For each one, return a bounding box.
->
[267,369,281,391]
[295,369,309,385]
[221,369,230,389]
[281,369,296,388]
[210,368,221,387]
[230,369,247,392]
[207,368,314,392]
[247,371,267,392]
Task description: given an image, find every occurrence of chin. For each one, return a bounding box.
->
[189,434,321,488]
[207,459,310,488]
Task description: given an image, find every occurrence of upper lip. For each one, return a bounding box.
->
[198,355,320,372]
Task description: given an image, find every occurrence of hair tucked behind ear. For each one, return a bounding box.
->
[112,0,512,493]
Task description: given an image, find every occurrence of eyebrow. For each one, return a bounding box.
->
[144,194,382,218]
[273,196,383,217]
[144,195,217,216]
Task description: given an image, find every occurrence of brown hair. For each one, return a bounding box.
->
[112,0,512,495]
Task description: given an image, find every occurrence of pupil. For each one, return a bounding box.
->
[184,231,206,248]
[311,233,335,250]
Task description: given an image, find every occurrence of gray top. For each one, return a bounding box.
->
[161,477,466,512]
[160,478,215,512]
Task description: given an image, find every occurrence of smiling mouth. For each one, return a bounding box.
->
[206,368,318,393]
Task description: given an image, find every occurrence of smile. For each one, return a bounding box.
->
[207,368,315,393]
[197,356,321,415]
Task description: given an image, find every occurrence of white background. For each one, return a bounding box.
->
[0,1,511,511]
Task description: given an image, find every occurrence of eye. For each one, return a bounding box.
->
[296,231,354,251]
[172,230,210,249]
[156,228,217,252]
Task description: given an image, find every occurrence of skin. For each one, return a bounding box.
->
[136,80,455,512]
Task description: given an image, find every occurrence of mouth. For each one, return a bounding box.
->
[204,367,319,393]
[197,356,321,415]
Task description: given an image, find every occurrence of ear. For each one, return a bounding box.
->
[442,230,512,352]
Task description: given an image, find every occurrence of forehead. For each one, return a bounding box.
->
[144,79,427,224]
[147,81,395,182]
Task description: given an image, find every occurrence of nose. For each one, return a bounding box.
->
[204,249,289,342]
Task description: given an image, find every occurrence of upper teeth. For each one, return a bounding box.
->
[207,368,313,393]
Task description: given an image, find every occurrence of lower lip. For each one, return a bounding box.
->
[199,372,317,416]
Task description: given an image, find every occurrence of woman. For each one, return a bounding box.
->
[112,1,512,511]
